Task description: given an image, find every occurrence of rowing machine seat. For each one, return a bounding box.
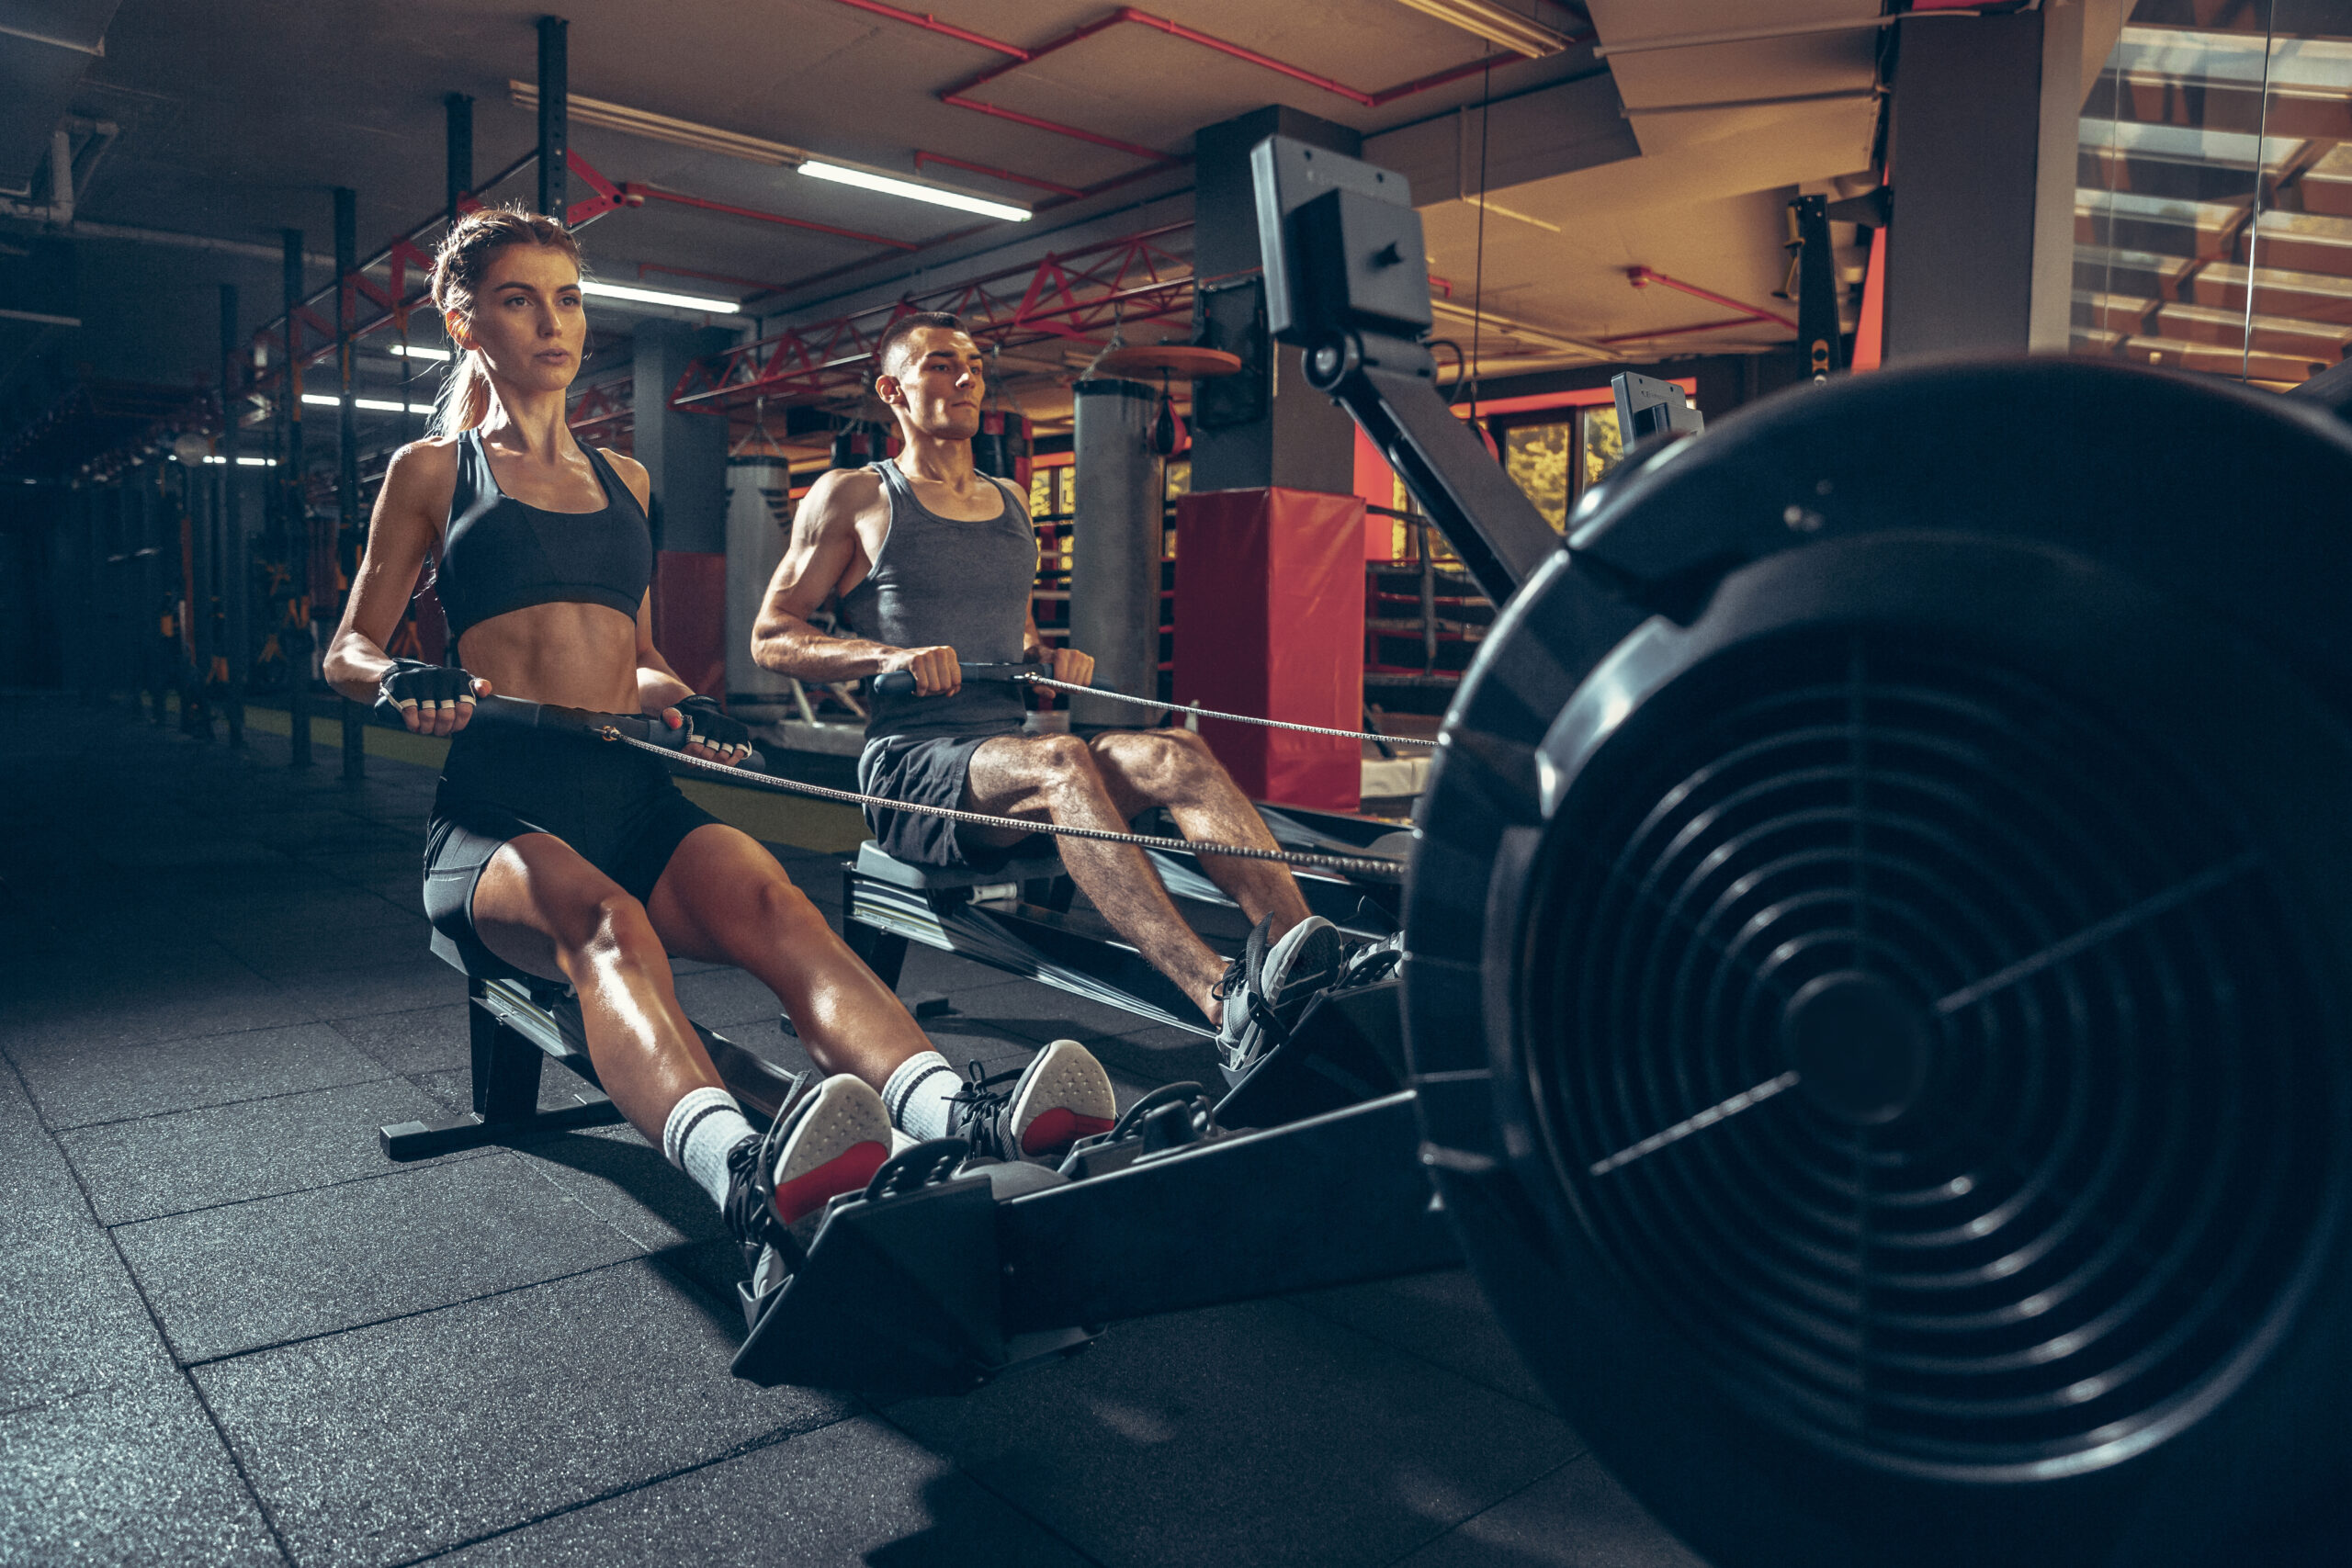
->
[851,839,1068,890]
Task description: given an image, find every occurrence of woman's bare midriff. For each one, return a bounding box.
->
[455,600,643,712]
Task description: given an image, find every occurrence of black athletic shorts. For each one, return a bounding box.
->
[856,729,1038,871]
[423,719,719,981]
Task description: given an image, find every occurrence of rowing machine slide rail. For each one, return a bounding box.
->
[1254,132,2352,1567]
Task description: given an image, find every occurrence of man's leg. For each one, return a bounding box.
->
[1086,728,1311,937]
[965,731,1231,1022]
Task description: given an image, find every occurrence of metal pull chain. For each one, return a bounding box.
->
[599,728,1409,880]
[1017,673,1437,747]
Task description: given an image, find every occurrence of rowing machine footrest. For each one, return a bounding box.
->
[1214,976,1405,1129]
[731,1149,1089,1393]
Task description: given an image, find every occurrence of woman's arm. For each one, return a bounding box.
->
[322,440,480,733]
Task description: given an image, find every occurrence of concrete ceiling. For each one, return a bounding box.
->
[0,0,1932,452]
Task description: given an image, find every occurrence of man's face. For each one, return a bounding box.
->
[878,327,985,441]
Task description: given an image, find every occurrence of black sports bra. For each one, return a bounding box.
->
[436,429,652,644]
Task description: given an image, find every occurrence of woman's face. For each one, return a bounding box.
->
[447,243,585,395]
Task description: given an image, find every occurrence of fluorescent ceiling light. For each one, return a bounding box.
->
[799,162,1031,222]
[387,344,451,361]
[510,81,809,165]
[579,277,742,313]
[236,457,276,467]
[1393,0,1575,58]
[300,392,435,413]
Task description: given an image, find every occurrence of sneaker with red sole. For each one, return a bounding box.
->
[945,1040,1116,1164]
[726,1073,894,1294]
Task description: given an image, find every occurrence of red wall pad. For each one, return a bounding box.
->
[1173,487,1365,813]
[652,550,728,701]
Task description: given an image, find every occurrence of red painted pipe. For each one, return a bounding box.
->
[639,261,801,299]
[834,0,1592,161]
[828,0,1027,58]
[1597,315,1783,345]
[938,93,1171,162]
[1626,265,1797,331]
[915,150,1085,198]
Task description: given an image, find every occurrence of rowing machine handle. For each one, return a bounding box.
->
[874,660,1114,699]
[469,694,767,772]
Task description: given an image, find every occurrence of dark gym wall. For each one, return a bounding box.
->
[629,318,733,553]
[1189,105,1363,497]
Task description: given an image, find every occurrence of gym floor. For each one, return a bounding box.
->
[0,691,1700,1568]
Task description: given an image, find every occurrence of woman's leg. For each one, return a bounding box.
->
[644,823,934,1087]
[467,831,723,1143]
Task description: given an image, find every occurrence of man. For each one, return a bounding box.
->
[751,311,1341,1075]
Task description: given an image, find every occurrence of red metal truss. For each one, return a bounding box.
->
[670,221,1197,412]
[566,376,634,445]
[246,148,628,400]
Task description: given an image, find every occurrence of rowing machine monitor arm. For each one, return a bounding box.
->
[1249,136,1559,609]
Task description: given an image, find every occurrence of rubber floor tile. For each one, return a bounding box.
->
[216,916,435,980]
[330,1001,469,1075]
[60,1075,458,1224]
[115,1149,637,1361]
[1390,1456,1708,1568]
[277,951,470,1022]
[431,1413,1091,1568]
[18,1021,388,1130]
[1,971,321,1056]
[194,1258,848,1568]
[1290,1269,1555,1411]
[507,1122,729,1254]
[887,1297,1577,1568]
[0,1121,176,1408]
[0,1377,280,1567]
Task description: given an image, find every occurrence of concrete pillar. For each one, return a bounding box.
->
[1188,106,1363,495]
[632,318,733,695]
[1069,378,1159,728]
[1883,5,2085,357]
[724,455,794,715]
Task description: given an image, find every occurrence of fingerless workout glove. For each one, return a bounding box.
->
[376,659,477,720]
[673,694,751,753]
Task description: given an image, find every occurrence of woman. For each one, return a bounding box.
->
[323,206,1113,1297]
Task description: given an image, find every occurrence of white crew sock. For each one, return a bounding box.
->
[882,1051,961,1142]
[662,1086,756,1210]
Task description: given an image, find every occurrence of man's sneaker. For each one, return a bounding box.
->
[724,1073,893,1294]
[1215,914,1344,1079]
[945,1039,1116,1164]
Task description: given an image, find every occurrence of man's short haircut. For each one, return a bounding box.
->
[876,310,970,377]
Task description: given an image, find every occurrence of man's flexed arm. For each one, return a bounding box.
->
[750,468,961,696]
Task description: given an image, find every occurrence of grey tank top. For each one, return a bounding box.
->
[837,458,1036,742]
